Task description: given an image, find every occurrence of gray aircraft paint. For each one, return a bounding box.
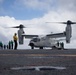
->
[18,28,24,44]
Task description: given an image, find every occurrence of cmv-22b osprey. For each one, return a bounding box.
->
[10,20,76,49]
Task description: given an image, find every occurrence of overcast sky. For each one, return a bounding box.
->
[0,0,76,49]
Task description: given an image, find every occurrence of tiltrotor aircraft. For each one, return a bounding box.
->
[10,20,76,49]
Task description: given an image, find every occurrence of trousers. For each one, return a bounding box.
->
[14,40,18,49]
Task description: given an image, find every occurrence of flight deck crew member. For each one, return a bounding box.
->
[13,33,18,50]
[10,40,13,49]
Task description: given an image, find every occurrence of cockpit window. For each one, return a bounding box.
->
[32,38,40,42]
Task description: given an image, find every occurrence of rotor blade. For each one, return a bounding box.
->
[46,22,67,24]
[8,25,27,28]
[7,26,26,28]
[10,26,20,28]
[58,22,67,24]
[10,27,27,28]
[71,22,76,24]
[46,20,76,25]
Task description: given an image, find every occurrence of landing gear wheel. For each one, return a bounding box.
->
[31,46,34,49]
[29,43,34,49]
[40,47,43,49]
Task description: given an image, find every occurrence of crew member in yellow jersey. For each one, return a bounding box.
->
[13,33,18,50]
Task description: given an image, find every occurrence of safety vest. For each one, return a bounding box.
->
[13,35,18,41]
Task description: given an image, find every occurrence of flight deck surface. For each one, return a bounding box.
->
[0,49,76,75]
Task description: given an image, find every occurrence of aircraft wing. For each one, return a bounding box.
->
[46,32,66,38]
[22,34,39,39]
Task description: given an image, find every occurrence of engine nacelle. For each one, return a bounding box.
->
[66,25,72,43]
[18,28,24,44]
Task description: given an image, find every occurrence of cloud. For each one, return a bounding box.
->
[57,0,76,11]
[0,0,76,49]
[0,32,8,44]
[0,8,76,49]
[14,0,76,12]
[0,16,22,44]
[14,0,56,11]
